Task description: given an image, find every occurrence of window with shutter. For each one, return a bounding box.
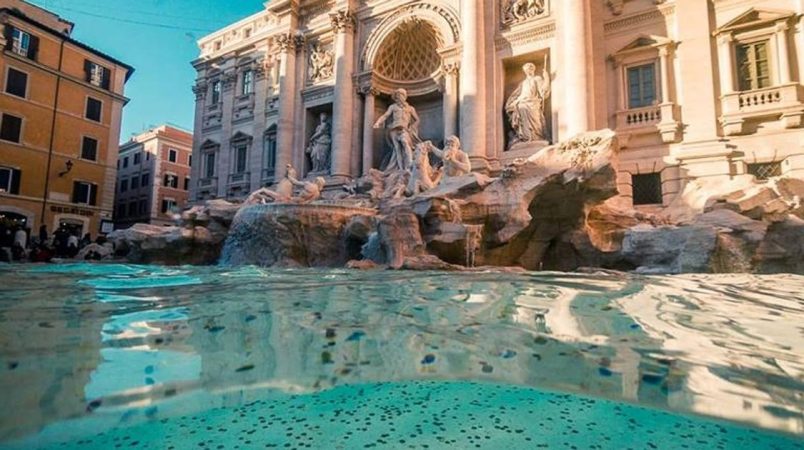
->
[85,97,102,122]
[10,28,30,57]
[0,167,21,194]
[81,137,98,161]
[737,40,771,91]
[626,63,657,109]
[0,114,22,143]
[5,68,28,98]
[204,152,216,178]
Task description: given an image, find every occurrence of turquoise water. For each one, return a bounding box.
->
[0,264,801,449]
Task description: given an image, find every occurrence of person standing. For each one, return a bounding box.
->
[14,227,27,249]
[39,224,48,244]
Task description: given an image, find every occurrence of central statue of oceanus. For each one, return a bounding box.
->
[373,88,421,172]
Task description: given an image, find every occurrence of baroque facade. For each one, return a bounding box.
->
[0,0,133,238]
[114,125,193,229]
[190,0,804,208]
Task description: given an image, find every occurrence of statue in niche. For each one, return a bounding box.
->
[502,0,546,25]
[430,136,471,180]
[308,43,334,83]
[505,55,551,148]
[306,112,332,174]
[373,88,421,172]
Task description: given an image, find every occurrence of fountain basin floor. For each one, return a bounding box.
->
[0,264,801,449]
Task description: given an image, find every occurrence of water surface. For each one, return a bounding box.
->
[0,264,801,449]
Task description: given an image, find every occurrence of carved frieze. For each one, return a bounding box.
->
[606,0,667,16]
[501,0,548,28]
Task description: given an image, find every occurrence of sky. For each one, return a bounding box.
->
[28,0,266,141]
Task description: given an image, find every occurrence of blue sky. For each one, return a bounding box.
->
[28,0,265,141]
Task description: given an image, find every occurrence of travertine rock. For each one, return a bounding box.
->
[220,203,377,267]
[108,224,222,265]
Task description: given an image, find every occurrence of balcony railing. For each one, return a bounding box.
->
[198,177,217,187]
[228,172,250,185]
[615,102,680,144]
[721,83,804,135]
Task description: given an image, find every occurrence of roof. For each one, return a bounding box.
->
[1,7,135,81]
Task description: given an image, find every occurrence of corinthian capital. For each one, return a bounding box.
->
[330,10,356,33]
[442,62,460,76]
[276,33,296,53]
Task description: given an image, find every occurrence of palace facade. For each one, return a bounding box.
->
[190,0,804,208]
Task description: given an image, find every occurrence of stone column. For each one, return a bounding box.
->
[459,0,486,167]
[360,85,377,175]
[559,0,591,137]
[775,22,791,85]
[717,33,735,94]
[442,62,459,139]
[189,79,207,202]
[274,33,298,179]
[659,47,672,104]
[330,9,356,180]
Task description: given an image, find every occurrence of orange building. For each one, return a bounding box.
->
[114,125,193,228]
[0,0,133,240]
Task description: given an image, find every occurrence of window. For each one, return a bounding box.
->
[123,157,129,168]
[131,176,139,190]
[141,173,150,186]
[188,154,192,167]
[161,199,177,214]
[627,63,657,109]
[85,97,102,122]
[128,201,138,217]
[737,41,771,91]
[134,153,141,164]
[264,128,277,172]
[5,68,28,98]
[632,173,663,206]
[146,152,151,161]
[168,148,178,163]
[81,136,98,161]
[211,80,222,104]
[242,70,254,95]
[138,199,147,215]
[164,174,178,189]
[204,152,216,178]
[8,27,38,60]
[72,181,97,205]
[116,203,126,219]
[748,162,782,181]
[184,177,190,191]
[0,167,21,195]
[120,178,128,192]
[234,144,248,174]
[0,114,22,143]
[84,60,111,90]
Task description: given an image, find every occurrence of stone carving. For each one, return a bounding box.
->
[501,0,547,27]
[606,0,666,16]
[330,10,356,33]
[406,142,443,196]
[430,136,471,180]
[275,33,296,52]
[308,43,334,83]
[373,88,421,172]
[505,55,551,148]
[306,113,332,174]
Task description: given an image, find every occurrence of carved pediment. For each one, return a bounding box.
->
[200,139,220,151]
[230,131,253,144]
[612,34,675,58]
[716,8,795,34]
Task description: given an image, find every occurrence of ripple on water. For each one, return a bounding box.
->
[0,264,802,446]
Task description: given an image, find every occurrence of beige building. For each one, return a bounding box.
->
[190,0,803,207]
[114,125,193,228]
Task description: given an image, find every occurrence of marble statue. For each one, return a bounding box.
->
[406,141,443,196]
[373,88,421,172]
[244,164,325,204]
[308,43,333,83]
[306,113,332,174]
[505,55,551,148]
[431,136,471,179]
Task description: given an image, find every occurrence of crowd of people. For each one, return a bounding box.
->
[0,220,107,263]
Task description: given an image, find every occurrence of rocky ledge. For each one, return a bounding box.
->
[110,130,804,274]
